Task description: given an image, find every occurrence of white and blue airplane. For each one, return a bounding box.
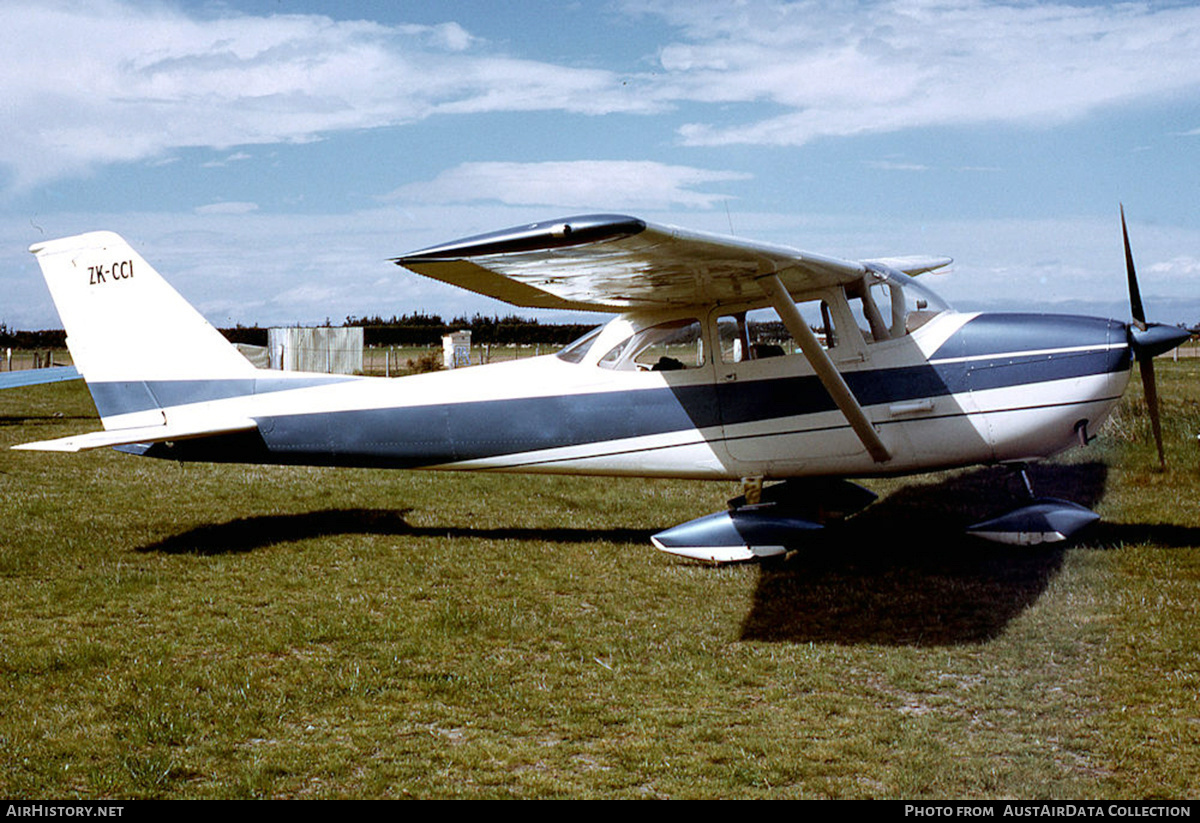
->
[14,211,1189,561]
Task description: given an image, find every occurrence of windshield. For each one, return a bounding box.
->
[555,325,604,364]
[888,268,949,313]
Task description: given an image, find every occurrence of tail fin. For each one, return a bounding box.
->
[30,231,257,428]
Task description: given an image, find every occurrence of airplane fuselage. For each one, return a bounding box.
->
[120,307,1131,481]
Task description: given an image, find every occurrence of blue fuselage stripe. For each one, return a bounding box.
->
[147,343,1129,468]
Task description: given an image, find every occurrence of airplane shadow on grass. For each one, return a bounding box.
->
[0,413,97,428]
[137,461,1200,647]
[741,461,1200,646]
[138,508,654,555]
[738,464,1107,647]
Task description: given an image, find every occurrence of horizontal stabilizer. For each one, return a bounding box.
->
[13,418,258,453]
[0,366,80,390]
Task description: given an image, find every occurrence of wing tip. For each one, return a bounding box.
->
[395,214,647,263]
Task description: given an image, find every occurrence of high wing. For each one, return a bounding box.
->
[394,214,938,312]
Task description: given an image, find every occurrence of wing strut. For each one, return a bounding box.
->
[756,273,891,463]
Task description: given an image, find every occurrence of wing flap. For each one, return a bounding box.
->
[13,418,259,453]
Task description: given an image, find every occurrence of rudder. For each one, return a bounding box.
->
[30,231,257,428]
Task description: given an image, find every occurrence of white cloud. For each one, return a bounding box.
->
[194,201,259,215]
[406,21,475,52]
[383,161,750,209]
[642,0,1200,146]
[0,1,649,192]
[201,152,253,168]
[865,160,928,172]
[7,0,1200,193]
[1148,256,1200,278]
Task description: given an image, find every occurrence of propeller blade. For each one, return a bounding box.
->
[1121,204,1147,332]
[1139,356,1167,468]
[1120,206,1192,468]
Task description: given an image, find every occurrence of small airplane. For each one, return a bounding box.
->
[15,210,1190,562]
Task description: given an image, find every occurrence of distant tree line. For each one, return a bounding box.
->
[219,324,269,346]
[0,323,66,349]
[1,315,599,350]
[341,312,597,347]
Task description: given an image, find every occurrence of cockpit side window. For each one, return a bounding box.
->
[845,268,950,343]
[845,278,893,343]
[598,317,705,371]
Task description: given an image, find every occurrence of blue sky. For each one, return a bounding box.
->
[3,0,1200,329]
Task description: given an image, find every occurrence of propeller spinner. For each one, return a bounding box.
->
[1121,205,1192,467]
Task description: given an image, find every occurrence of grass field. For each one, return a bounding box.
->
[1,361,1198,799]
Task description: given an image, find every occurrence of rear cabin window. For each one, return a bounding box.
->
[717,302,833,364]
